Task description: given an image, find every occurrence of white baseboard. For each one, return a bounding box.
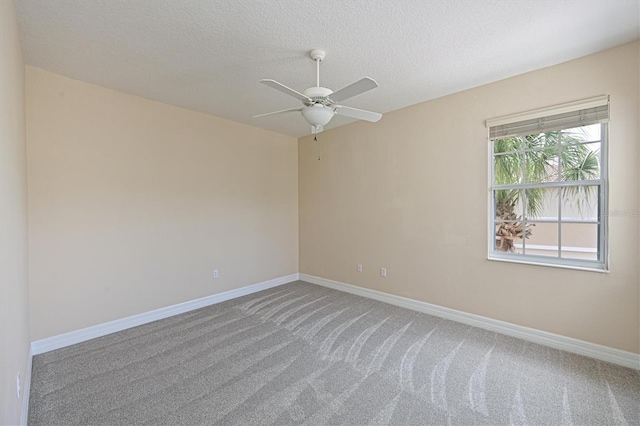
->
[299,273,640,370]
[26,270,639,369]
[31,273,299,355]
[20,346,32,426]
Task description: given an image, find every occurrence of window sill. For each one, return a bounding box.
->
[488,255,609,273]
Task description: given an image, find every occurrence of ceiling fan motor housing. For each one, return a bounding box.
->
[303,87,333,105]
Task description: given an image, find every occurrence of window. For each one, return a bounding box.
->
[487,96,609,271]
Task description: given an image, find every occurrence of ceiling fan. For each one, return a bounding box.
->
[254,49,382,134]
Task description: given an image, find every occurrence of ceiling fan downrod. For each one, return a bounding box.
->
[310,49,325,88]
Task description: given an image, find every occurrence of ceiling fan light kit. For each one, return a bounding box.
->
[301,104,334,127]
[254,49,382,134]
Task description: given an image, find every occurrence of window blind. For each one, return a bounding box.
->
[487,95,609,140]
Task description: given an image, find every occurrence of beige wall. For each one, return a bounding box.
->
[26,67,298,341]
[0,1,30,424]
[299,42,640,354]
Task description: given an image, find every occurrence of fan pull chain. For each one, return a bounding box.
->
[314,135,321,160]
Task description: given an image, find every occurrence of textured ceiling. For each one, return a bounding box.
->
[16,0,640,137]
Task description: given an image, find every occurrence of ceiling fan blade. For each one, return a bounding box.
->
[328,77,378,103]
[253,107,302,118]
[260,79,311,103]
[334,105,382,122]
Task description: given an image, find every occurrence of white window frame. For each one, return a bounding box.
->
[487,96,609,272]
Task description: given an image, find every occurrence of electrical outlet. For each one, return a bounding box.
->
[380,267,387,277]
[357,264,363,272]
[213,269,219,279]
[16,372,20,399]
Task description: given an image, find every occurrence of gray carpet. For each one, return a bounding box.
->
[28,281,639,425]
